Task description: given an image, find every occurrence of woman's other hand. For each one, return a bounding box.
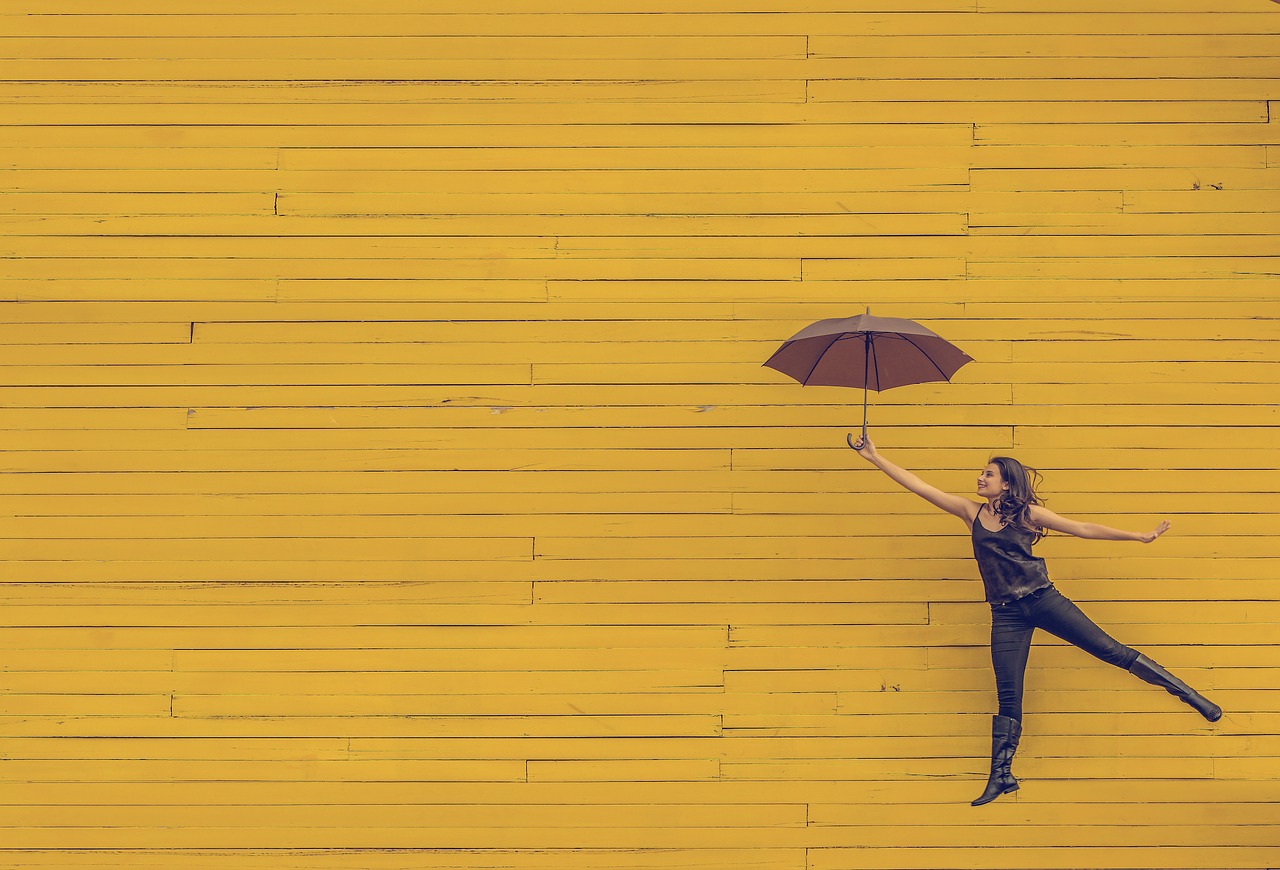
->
[847,432,878,461]
[1140,520,1172,544]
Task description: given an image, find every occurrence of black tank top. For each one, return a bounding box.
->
[971,509,1051,605]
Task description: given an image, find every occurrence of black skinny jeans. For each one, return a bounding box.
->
[990,585,1141,721]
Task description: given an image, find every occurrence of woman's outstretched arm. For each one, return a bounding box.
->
[1029,504,1171,544]
[848,434,978,526]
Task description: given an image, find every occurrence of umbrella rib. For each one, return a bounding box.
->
[870,333,881,391]
[800,333,846,386]
[896,332,953,381]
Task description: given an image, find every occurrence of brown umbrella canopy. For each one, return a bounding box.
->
[764,313,972,390]
[763,312,973,440]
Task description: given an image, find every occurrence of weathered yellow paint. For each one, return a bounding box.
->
[1,3,1277,869]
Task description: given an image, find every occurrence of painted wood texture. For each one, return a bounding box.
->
[1,2,1278,869]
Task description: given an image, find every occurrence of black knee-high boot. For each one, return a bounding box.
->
[971,714,1021,806]
[1127,653,1222,722]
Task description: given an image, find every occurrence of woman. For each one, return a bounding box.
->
[848,434,1221,807]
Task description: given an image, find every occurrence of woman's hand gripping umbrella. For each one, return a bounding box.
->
[762,310,974,446]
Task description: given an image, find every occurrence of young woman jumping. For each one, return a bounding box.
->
[848,434,1222,807]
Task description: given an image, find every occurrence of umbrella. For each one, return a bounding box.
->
[762,309,973,446]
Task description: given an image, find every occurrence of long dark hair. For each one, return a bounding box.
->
[988,456,1046,543]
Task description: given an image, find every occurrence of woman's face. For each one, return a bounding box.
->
[977,464,1009,499]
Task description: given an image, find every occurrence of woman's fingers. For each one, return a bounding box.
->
[846,433,875,457]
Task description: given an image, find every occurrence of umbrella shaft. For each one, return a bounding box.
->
[862,335,870,436]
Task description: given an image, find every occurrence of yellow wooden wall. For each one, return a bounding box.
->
[1,1,1279,868]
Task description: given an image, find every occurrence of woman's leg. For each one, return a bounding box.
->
[1127,654,1222,721]
[1024,587,1139,670]
[990,602,1036,721]
[1027,588,1221,721]
[973,604,1033,807]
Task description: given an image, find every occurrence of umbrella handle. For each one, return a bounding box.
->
[847,415,871,451]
